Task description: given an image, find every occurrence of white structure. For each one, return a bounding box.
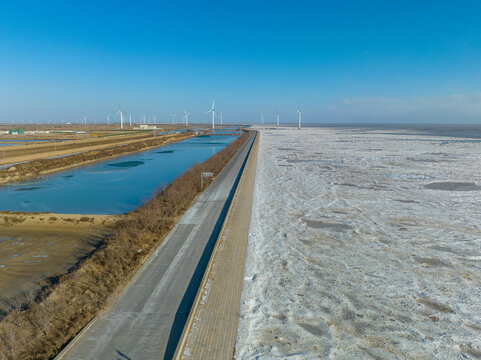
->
[117,108,125,129]
[170,113,176,124]
[297,103,302,129]
[107,114,110,125]
[129,113,132,127]
[183,110,190,126]
[139,124,157,130]
[276,111,279,127]
[220,112,223,125]
[206,100,215,129]
[261,112,264,125]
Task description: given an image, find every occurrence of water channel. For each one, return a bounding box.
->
[0,135,237,214]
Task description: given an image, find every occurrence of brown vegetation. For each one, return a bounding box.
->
[0,131,251,360]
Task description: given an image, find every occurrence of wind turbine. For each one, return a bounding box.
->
[129,113,132,127]
[183,110,190,126]
[83,115,88,125]
[261,112,264,125]
[206,100,215,129]
[276,110,280,127]
[107,114,110,125]
[117,107,124,129]
[220,112,223,126]
[170,113,176,124]
[297,102,302,129]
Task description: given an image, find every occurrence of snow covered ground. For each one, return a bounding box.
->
[236,127,481,359]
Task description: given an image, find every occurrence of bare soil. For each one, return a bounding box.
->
[0,214,118,316]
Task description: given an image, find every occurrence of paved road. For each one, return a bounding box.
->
[57,133,255,360]
[177,132,259,360]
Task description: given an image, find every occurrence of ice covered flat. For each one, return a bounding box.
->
[236,127,481,359]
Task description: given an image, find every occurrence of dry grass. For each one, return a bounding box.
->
[0,132,251,360]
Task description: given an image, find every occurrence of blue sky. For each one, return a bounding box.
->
[1,0,481,124]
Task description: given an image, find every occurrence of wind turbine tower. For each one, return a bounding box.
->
[170,113,176,125]
[261,112,264,125]
[184,110,190,126]
[118,108,124,129]
[220,112,223,125]
[206,100,215,129]
[276,111,280,127]
[129,113,132,127]
[107,115,110,125]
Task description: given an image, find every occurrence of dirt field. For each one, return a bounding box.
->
[0,213,118,316]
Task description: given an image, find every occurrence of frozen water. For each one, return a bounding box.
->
[236,127,481,359]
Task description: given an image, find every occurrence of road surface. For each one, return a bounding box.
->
[56,132,255,360]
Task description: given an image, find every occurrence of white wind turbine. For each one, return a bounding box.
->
[220,112,223,126]
[117,107,124,129]
[129,113,132,127]
[183,110,190,126]
[206,100,215,129]
[297,103,302,129]
[107,114,110,125]
[170,113,176,124]
[276,110,280,127]
[260,112,264,125]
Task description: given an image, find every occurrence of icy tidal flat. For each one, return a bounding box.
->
[236,127,481,359]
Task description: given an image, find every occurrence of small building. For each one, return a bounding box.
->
[139,124,158,130]
[8,129,24,135]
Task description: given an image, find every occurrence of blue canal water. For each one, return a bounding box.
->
[0,135,237,214]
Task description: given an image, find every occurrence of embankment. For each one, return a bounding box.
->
[0,132,251,360]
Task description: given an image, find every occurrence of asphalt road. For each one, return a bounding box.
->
[56,133,255,360]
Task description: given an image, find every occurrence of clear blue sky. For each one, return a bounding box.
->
[1,0,481,124]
